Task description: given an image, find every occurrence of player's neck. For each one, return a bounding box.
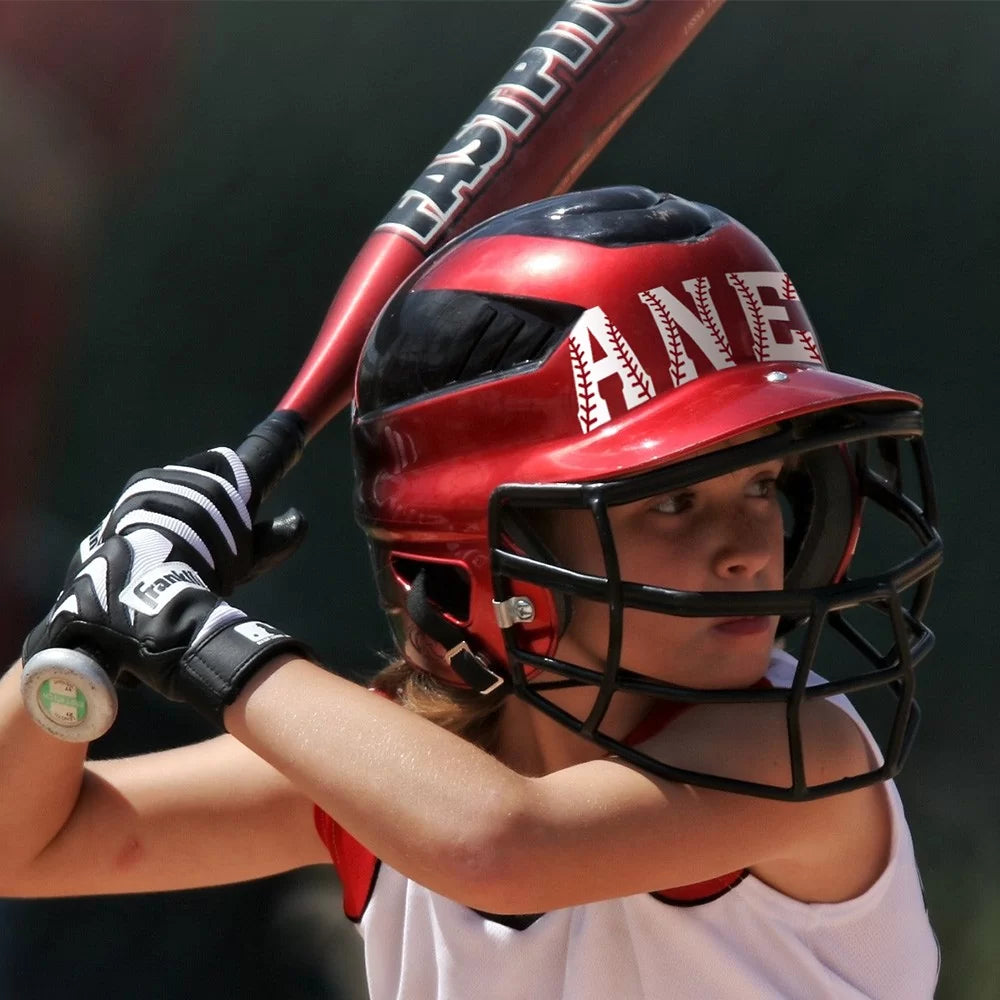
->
[496,685,652,776]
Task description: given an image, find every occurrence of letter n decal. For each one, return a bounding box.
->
[640,283,737,387]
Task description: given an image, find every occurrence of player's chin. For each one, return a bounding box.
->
[694,619,778,688]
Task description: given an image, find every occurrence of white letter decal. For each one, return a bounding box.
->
[726,271,823,364]
[640,283,737,387]
[569,306,654,433]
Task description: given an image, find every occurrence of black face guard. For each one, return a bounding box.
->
[488,406,942,801]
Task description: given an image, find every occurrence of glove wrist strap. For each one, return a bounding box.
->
[178,622,313,726]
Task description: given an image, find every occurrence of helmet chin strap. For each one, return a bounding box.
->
[405,570,511,696]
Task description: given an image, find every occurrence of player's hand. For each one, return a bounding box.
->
[60,447,306,597]
[22,446,309,720]
[23,530,309,722]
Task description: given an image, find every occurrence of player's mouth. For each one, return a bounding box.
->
[711,616,775,637]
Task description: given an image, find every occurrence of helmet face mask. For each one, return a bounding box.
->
[489,409,939,800]
[352,186,942,801]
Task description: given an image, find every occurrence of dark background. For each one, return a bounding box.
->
[1,3,996,997]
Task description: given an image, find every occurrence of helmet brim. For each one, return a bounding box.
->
[513,362,921,484]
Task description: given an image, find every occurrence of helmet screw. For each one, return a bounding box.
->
[512,598,535,622]
[493,596,536,628]
[765,371,789,383]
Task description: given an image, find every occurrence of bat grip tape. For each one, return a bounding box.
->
[236,410,307,503]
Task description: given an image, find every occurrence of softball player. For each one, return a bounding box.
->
[2,187,942,998]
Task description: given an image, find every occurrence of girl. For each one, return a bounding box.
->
[3,187,942,998]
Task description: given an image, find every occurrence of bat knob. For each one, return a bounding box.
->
[20,648,118,743]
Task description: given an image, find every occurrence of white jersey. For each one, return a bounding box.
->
[314,651,939,999]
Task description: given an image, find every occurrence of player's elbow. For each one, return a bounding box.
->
[430,780,552,914]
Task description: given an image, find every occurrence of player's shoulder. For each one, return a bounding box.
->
[634,650,877,793]
[649,694,870,792]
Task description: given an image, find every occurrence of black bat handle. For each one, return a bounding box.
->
[235,409,308,505]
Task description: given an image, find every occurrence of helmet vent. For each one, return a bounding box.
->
[358,290,581,412]
[391,556,471,624]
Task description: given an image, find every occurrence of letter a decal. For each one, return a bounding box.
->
[568,306,654,433]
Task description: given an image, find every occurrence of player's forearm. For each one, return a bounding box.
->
[0,661,89,883]
[224,654,531,903]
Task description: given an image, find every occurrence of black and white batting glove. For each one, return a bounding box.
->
[23,446,310,723]
[23,535,310,724]
[66,446,306,597]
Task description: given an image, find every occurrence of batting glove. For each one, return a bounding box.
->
[23,535,309,723]
[63,446,306,597]
[23,446,310,723]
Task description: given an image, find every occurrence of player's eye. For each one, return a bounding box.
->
[652,491,694,515]
[746,476,779,499]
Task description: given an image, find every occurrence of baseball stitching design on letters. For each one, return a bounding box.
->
[685,276,734,363]
[608,319,653,402]
[727,272,769,361]
[569,333,601,434]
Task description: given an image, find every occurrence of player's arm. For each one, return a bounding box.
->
[225,652,888,914]
[0,659,326,899]
[0,659,89,883]
[3,447,324,899]
[17,445,883,910]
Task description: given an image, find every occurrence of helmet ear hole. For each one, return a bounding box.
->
[390,556,471,624]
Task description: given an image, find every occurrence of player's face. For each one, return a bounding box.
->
[544,457,786,690]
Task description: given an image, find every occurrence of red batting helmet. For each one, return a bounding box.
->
[352,186,941,800]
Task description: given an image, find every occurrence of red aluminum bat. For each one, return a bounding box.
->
[22,0,724,741]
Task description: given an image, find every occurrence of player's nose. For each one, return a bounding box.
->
[709,512,776,581]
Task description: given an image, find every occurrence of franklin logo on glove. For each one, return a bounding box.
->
[123,563,208,615]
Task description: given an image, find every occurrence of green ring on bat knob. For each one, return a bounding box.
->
[20,648,118,743]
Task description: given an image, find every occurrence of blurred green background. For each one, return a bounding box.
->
[1,2,996,997]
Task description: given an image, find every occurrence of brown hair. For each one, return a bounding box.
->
[370,657,508,753]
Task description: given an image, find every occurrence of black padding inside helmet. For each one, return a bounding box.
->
[391,556,471,624]
[467,187,725,248]
[358,291,580,412]
[780,446,857,629]
[498,506,573,637]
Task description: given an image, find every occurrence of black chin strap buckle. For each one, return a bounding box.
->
[444,641,509,695]
[406,570,511,697]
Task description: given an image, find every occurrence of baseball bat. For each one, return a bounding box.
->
[22,0,725,741]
